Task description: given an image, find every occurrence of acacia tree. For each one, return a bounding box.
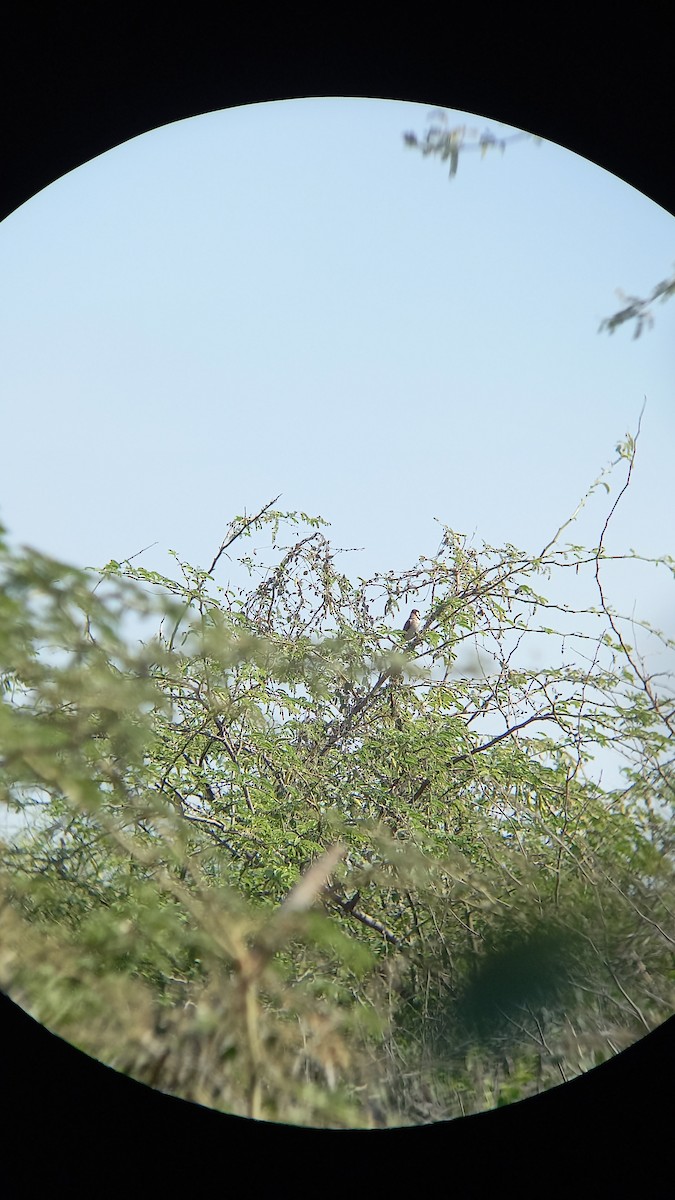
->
[1,422,673,1127]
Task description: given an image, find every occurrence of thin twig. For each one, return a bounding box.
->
[208,496,281,577]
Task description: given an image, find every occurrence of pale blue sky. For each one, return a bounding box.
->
[1,97,673,657]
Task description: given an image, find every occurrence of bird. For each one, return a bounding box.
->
[389,609,422,722]
[403,609,421,643]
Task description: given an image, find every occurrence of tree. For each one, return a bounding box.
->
[1,425,673,1127]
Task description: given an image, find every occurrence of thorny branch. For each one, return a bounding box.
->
[410,711,559,805]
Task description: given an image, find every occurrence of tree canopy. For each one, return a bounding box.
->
[1,424,673,1127]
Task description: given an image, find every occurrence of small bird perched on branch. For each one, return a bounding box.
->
[390,609,422,725]
[403,609,421,643]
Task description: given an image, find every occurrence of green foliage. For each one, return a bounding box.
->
[403,111,673,339]
[0,433,673,1127]
[598,270,675,339]
[402,111,533,181]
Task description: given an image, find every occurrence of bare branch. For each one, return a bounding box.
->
[207,495,281,577]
